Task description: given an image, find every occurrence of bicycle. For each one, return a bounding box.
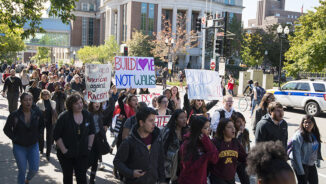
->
[238,93,251,112]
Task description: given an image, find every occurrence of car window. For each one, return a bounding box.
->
[313,83,326,92]
[281,82,297,90]
[296,83,310,91]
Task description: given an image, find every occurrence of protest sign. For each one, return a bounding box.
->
[85,64,112,102]
[138,93,161,106]
[185,69,223,100]
[115,56,156,88]
[155,115,171,128]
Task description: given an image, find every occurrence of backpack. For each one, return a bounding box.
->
[218,109,236,119]
[256,86,266,99]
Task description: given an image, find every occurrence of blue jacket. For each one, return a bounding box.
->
[289,131,323,175]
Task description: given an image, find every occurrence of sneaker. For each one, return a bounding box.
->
[46,155,50,161]
[98,162,105,170]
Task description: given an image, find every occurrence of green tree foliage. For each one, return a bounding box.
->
[241,33,264,66]
[284,1,326,76]
[77,36,119,64]
[32,47,50,65]
[126,30,154,57]
[228,15,243,57]
[0,24,25,63]
[0,0,76,38]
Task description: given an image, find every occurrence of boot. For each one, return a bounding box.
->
[89,173,95,184]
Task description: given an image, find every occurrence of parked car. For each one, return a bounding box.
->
[266,80,326,116]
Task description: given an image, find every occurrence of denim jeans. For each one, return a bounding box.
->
[13,143,39,184]
[251,98,261,116]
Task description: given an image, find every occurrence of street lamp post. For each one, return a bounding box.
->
[277,25,290,88]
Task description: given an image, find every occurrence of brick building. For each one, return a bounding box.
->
[248,0,303,29]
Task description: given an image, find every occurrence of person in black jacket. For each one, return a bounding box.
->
[3,92,44,184]
[183,87,218,120]
[53,93,95,184]
[2,69,23,113]
[255,102,288,150]
[253,93,275,134]
[52,82,67,115]
[28,80,42,104]
[113,107,166,184]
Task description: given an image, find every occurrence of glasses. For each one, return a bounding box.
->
[226,101,234,103]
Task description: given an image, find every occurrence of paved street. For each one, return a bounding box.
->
[0,83,326,183]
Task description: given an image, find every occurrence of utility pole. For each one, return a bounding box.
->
[201,15,206,69]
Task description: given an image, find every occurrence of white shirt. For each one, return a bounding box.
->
[210,107,235,132]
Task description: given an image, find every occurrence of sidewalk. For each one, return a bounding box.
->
[0,90,120,184]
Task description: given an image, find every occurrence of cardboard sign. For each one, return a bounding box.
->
[85,64,112,102]
[185,69,223,100]
[138,93,161,106]
[155,115,171,128]
[114,56,156,88]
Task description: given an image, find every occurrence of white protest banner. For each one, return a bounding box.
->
[114,56,156,88]
[137,93,161,106]
[155,115,171,128]
[185,69,223,100]
[85,64,112,102]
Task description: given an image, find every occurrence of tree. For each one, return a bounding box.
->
[0,24,25,64]
[77,36,119,64]
[31,47,50,65]
[228,15,243,58]
[284,1,326,77]
[151,15,198,63]
[241,33,264,67]
[126,30,153,57]
[0,0,76,38]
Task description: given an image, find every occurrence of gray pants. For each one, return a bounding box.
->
[162,78,167,90]
[7,93,19,113]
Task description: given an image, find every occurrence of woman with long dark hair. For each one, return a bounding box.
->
[253,93,275,134]
[171,86,181,110]
[289,115,322,184]
[87,102,110,184]
[210,118,247,184]
[156,95,172,116]
[4,92,44,184]
[231,112,250,184]
[164,89,175,112]
[178,116,218,184]
[161,109,188,183]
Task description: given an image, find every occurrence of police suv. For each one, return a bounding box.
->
[267,80,326,116]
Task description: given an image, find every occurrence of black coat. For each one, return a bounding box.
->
[3,106,44,147]
[255,114,288,150]
[53,110,95,157]
[51,91,67,115]
[183,93,218,119]
[113,125,165,184]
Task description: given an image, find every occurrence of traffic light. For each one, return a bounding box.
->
[196,17,202,32]
[123,46,128,56]
[224,39,231,57]
[215,39,223,55]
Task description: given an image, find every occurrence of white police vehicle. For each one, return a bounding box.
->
[267,80,326,116]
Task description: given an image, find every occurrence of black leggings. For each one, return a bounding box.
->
[39,124,53,156]
[295,164,318,184]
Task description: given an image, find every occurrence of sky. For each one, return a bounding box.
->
[242,0,321,27]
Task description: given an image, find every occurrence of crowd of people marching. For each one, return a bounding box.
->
[1,62,323,184]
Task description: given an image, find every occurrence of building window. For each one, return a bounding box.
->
[230,0,235,5]
[90,4,95,11]
[295,15,297,18]
[82,3,88,11]
[141,3,147,31]
[88,18,94,45]
[229,12,234,22]
[288,15,290,18]
[82,17,87,46]
[275,13,280,17]
[148,4,154,35]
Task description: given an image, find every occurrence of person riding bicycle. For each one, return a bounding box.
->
[243,80,254,107]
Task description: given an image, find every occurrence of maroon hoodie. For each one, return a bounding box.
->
[210,138,247,181]
[178,134,218,184]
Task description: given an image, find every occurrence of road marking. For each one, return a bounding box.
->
[318,173,326,178]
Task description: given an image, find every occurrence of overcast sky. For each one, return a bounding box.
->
[242,0,321,27]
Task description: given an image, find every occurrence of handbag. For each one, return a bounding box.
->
[95,130,111,155]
